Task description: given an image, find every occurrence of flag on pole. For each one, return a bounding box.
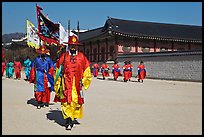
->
[77,20,80,37]
[59,22,77,46]
[59,23,68,45]
[36,4,59,46]
[26,19,40,49]
[59,23,78,52]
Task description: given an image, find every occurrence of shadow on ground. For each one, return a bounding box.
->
[46,109,66,127]
[27,98,38,107]
[97,77,140,83]
[27,98,55,108]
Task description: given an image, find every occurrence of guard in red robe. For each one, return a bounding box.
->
[123,61,130,82]
[54,35,92,130]
[112,60,121,80]
[14,59,22,80]
[101,61,110,80]
[92,62,99,77]
[128,61,133,81]
[2,60,6,77]
[137,61,146,83]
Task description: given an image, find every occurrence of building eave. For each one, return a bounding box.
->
[112,31,202,43]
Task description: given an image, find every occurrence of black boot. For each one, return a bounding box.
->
[66,117,73,130]
[37,101,43,109]
[73,118,80,125]
[44,102,49,107]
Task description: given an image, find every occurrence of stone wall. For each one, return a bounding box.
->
[117,50,202,82]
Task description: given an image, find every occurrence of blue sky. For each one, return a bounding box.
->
[2,2,202,35]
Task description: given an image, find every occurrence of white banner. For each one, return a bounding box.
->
[59,23,68,45]
[59,23,77,45]
[26,20,40,49]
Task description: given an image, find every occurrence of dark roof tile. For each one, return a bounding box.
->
[79,17,202,42]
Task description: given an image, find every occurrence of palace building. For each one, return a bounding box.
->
[77,17,202,62]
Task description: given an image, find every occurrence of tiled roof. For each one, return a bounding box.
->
[79,17,202,43]
[79,27,106,42]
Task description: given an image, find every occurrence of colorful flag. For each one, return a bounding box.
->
[26,19,40,49]
[36,4,59,46]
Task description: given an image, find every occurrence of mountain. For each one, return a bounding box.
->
[2,32,25,43]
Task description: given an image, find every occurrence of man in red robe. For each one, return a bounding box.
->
[2,59,6,77]
[112,60,121,81]
[14,58,22,80]
[92,62,99,77]
[54,34,92,130]
[100,61,110,80]
[128,61,133,81]
[137,60,146,83]
[123,61,130,82]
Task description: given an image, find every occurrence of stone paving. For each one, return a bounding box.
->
[2,73,202,135]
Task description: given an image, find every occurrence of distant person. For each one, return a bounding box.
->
[2,59,6,77]
[128,61,133,81]
[100,61,110,80]
[2,49,5,58]
[92,62,100,77]
[112,60,121,81]
[29,45,54,109]
[14,58,22,80]
[123,61,130,82]
[137,61,146,83]
[23,56,32,81]
[6,59,14,78]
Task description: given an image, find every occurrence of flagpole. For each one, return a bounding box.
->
[77,20,79,37]
[68,19,70,37]
[36,3,42,47]
[36,3,40,47]
[66,19,70,52]
[26,19,28,48]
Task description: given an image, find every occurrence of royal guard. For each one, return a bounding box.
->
[137,60,146,83]
[100,61,110,80]
[23,56,32,81]
[14,58,22,80]
[112,60,121,80]
[6,59,14,78]
[54,34,92,130]
[92,62,100,77]
[30,45,54,109]
[2,49,5,58]
[2,50,7,77]
[2,59,6,77]
[128,61,133,81]
[123,61,130,82]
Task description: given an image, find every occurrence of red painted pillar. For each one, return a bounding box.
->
[154,39,156,52]
[188,42,191,50]
[135,38,138,53]
[171,41,174,51]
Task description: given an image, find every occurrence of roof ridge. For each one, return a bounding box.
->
[80,27,104,34]
[110,17,202,27]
